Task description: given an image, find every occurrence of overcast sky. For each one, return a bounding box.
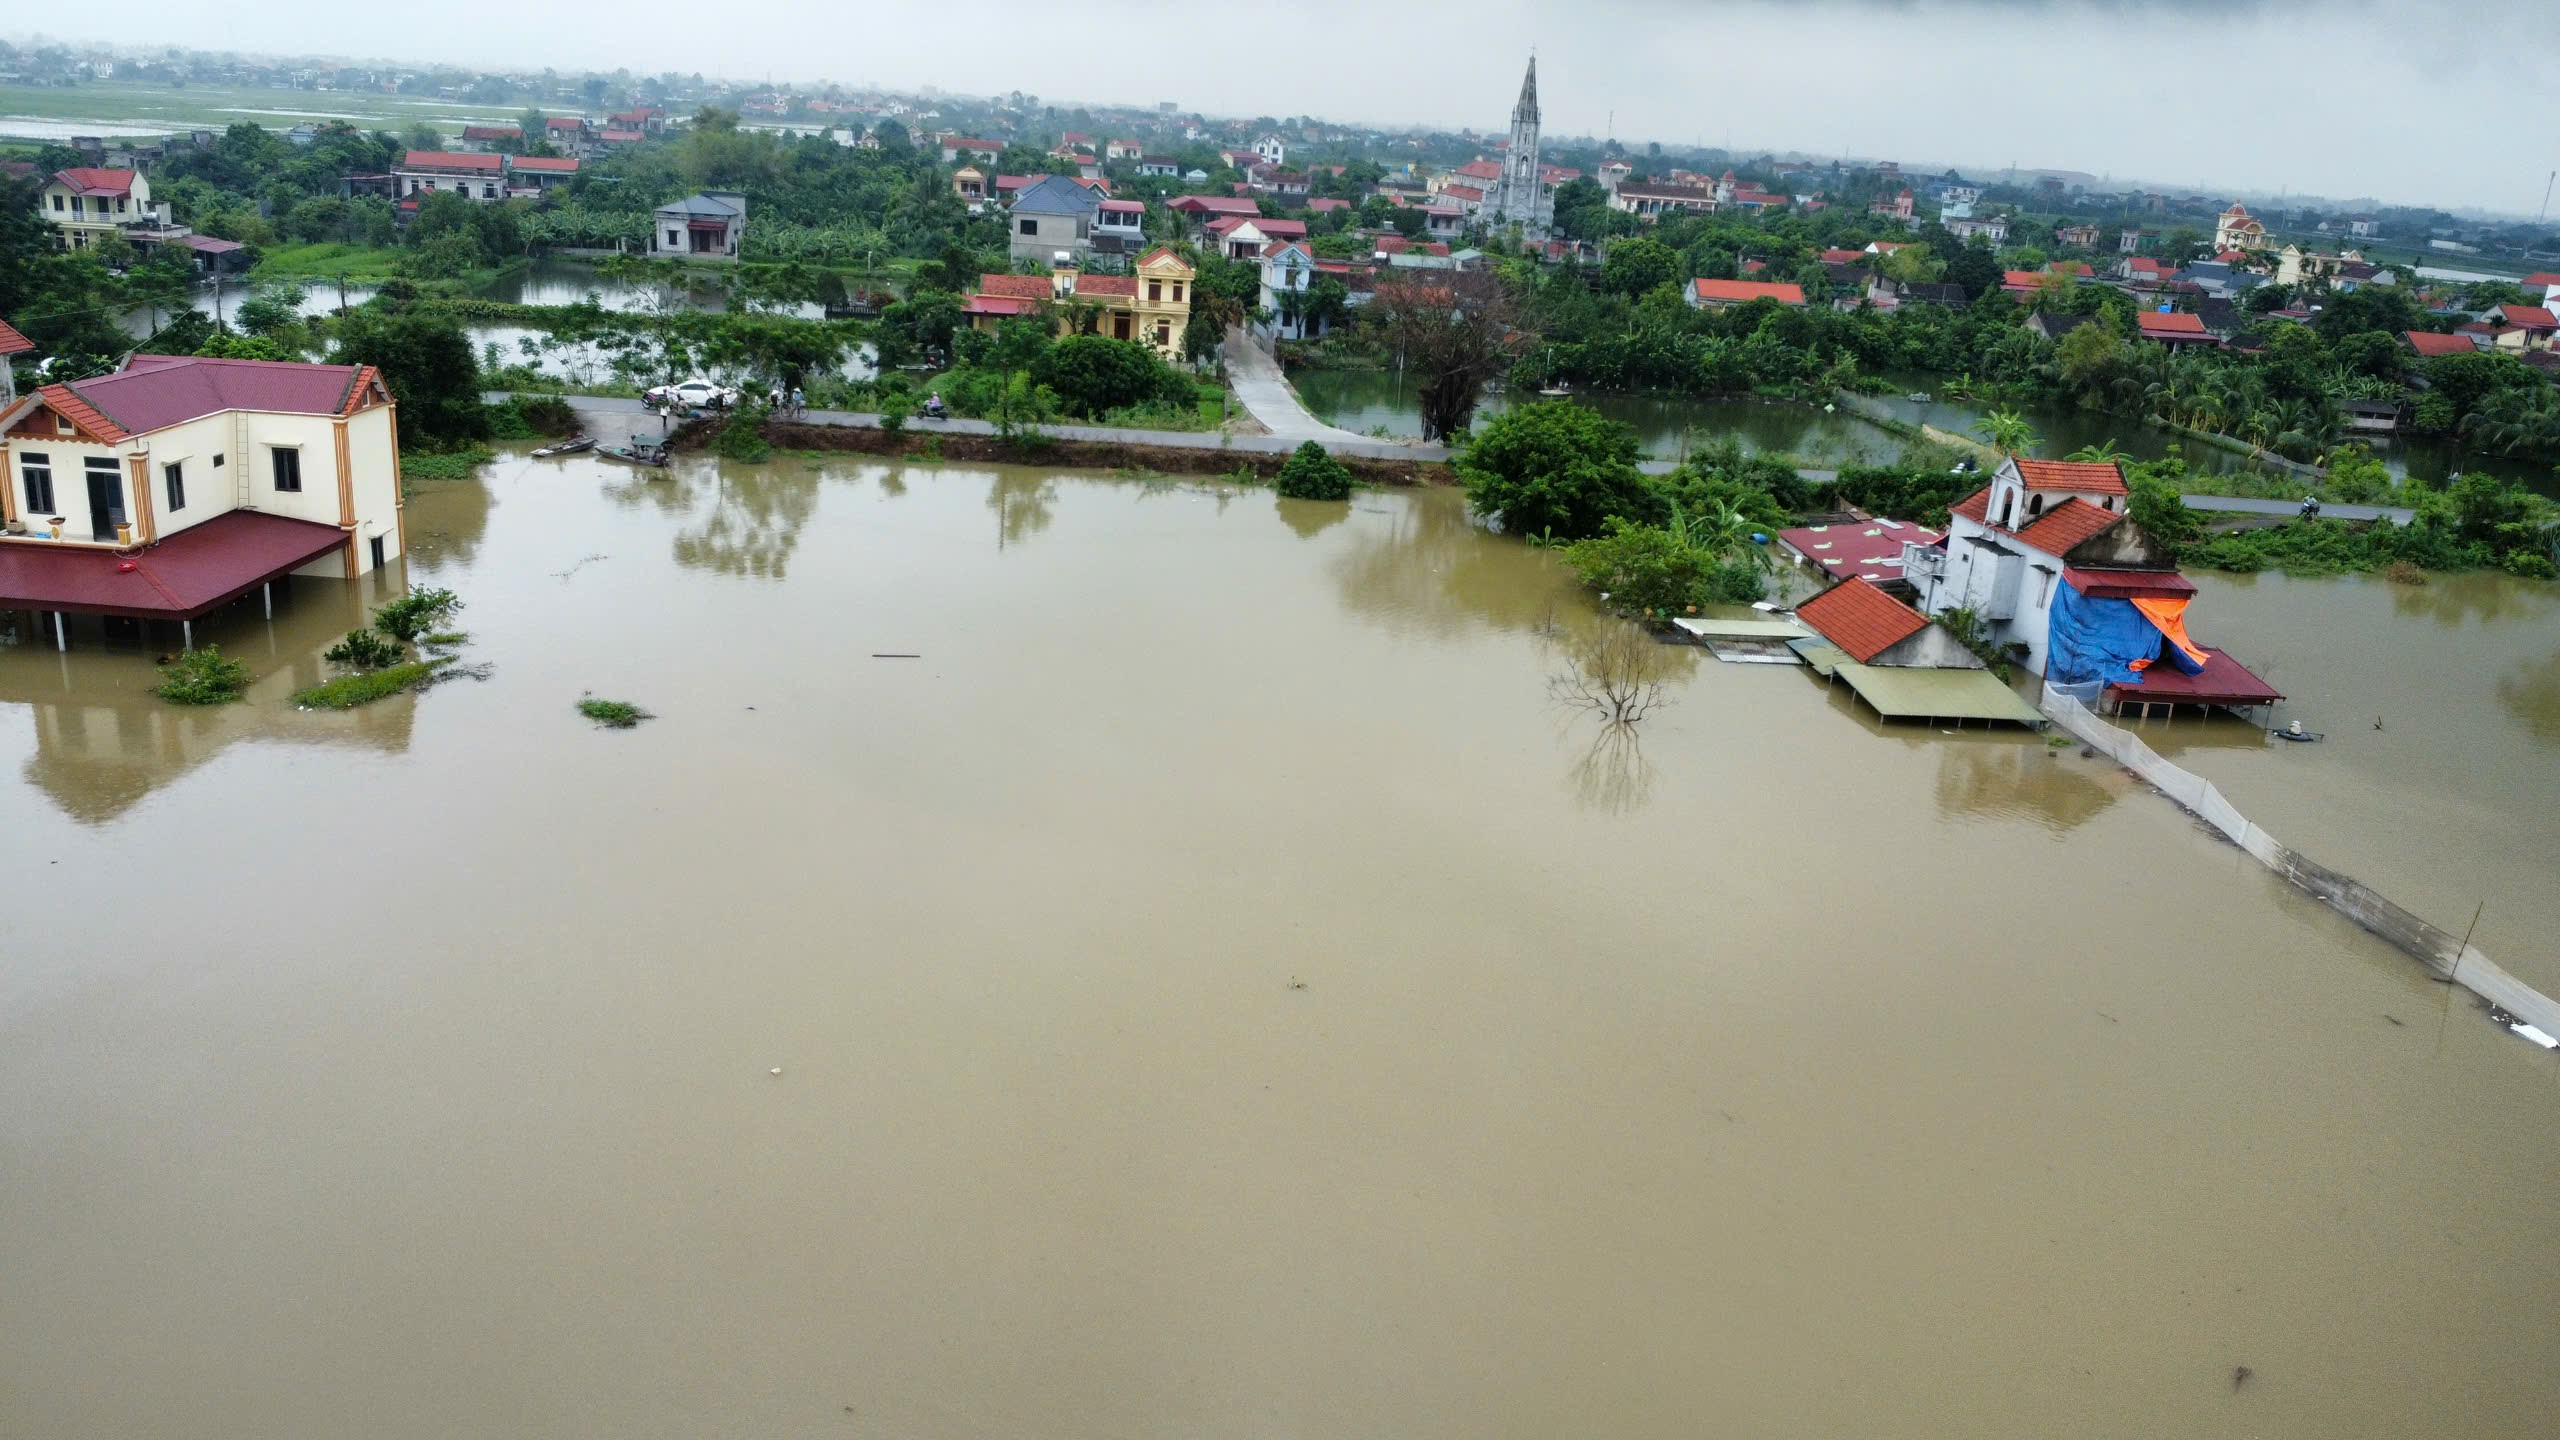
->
[19,0,2552,214]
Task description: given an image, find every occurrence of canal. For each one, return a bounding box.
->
[3,459,2555,1439]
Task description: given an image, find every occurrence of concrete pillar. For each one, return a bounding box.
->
[53,611,66,652]
[181,620,193,651]
[263,582,272,619]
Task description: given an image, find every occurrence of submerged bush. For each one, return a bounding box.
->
[156,646,250,705]
[1274,441,1355,501]
[294,658,449,709]
[577,697,653,728]
[715,400,773,463]
[372,587,462,642]
[323,628,406,671]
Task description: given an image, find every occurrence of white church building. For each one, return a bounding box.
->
[1485,57,1553,238]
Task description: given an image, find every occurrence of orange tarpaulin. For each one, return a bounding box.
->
[2129,595,2209,671]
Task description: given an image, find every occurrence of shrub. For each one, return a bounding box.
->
[1459,402,1661,541]
[577,697,653,728]
[1560,518,1727,614]
[294,659,448,709]
[324,628,406,671]
[715,400,773,462]
[372,587,462,642]
[2384,560,2427,586]
[875,375,915,433]
[1274,441,1355,501]
[1031,334,1194,419]
[156,646,251,705]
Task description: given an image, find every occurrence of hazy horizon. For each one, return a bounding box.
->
[10,0,2553,217]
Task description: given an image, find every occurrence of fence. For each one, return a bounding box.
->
[2040,682,2560,1039]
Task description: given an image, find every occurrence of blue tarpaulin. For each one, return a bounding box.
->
[2046,580,2201,686]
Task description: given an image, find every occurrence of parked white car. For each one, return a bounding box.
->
[643,378,740,410]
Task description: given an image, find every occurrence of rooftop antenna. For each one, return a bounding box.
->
[2541,169,2555,225]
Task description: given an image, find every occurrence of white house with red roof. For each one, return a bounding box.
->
[39,168,171,250]
[2213,203,2268,253]
[1257,240,1317,339]
[395,150,509,203]
[1897,455,2282,718]
[2484,303,2558,352]
[0,318,34,405]
[1,356,408,646]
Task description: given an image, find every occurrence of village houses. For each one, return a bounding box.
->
[960,249,1196,360]
[39,167,170,250]
[650,193,747,260]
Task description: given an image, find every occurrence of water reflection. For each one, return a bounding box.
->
[1331,488,1579,637]
[671,461,819,580]
[1566,721,1658,815]
[2386,572,2560,628]
[1929,739,2119,833]
[2497,654,2560,745]
[987,471,1059,551]
[402,473,496,571]
[1274,497,1349,541]
[0,583,408,823]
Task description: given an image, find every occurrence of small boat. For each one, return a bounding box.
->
[531,436,594,457]
[598,442,671,468]
[1907,391,1932,403]
[1538,384,1571,397]
[2273,721,2324,743]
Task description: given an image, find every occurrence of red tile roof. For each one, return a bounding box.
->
[978,274,1054,300]
[2014,458,2127,495]
[2137,310,2210,337]
[1441,183,1485,201]
[401,150,504,172]
[1453,160,1503,181]
[1951,485,1993,525]
[2014,497,2123,556]
[2103,648,2283,706]
[509,155,580,173]
[1819,248,1866,263]
[57,355,381,435]
[1690,278,1806,306]
[961,295,1037,317]
[1169,194,1260,215]
[0,318,32,357]
[1776,518,1942,582]
[546,117,586,131]
[2521,272,2560,287]
[2406,330,2475,356]
[1073,275,1138,298]
[461,125,521,140]
[2495,304,2558,329]
[52,167,137,196]
[0,510,349,620]
[1796,578,1929,663]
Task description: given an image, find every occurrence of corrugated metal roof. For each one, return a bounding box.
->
[0,511,347,619]
[62,356,374,435]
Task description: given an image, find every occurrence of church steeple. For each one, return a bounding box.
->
[1514,56,1540,127]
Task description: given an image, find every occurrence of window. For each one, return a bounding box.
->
[666,229,681,246]
[271,448,303,493]
[1147,280,1161,302]
[49,193,63,211]
[21,453,54,516]
[163,461,185,512]
[1172,283,1183,303]
[1019,218,1036,236]
[2027,494,2045,517]
[213,452,225,468]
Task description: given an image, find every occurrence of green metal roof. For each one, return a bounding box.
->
[1833,663,2047,725]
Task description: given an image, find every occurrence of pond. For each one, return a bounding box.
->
[1290,367,1906,466]
[4,457,2557,1439]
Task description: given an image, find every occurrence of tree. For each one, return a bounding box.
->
[1457,401,1660,540]
[330,309,489,444]
[1369,272,1531,442]
[1274,440,1355,500]
[1971,407,2040,456]
[1028,334,1190,417]
[2124,470,2201,560]
[1600,236,1679,297]
[2055,319,2125,392]
[1942,239,2001,299]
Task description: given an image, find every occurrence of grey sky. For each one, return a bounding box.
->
[21,0,2551,214]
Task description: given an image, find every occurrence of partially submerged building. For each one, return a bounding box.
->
[1,354,405,650]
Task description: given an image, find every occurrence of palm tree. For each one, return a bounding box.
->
[2065,439,2132,463]
[1973,407,2040,457]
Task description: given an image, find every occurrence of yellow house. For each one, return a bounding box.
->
[961,247,1195,360]
[38,167,171,250]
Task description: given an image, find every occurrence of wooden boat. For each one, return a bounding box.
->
[597,442,670,468]
[1538,384,1572,397]
[531,436,594,457]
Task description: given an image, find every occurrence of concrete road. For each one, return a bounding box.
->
[2182,493,2415,525]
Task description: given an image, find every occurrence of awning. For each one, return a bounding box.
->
[2062,566,2195,599]
[1833,662,2047,725]
[2104,648,2284,707]
[0,512,347,620]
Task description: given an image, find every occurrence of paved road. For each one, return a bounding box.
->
[2181,493,2415,525]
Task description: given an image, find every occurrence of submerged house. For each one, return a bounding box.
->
[0,355,407,649]
[1905,456,2281,718]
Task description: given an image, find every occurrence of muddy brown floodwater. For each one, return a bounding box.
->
[3,455,2556,1440]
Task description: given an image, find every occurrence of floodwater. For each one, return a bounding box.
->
[4,461,2557,1440]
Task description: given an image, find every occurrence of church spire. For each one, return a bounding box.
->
[1514,56,1540,126]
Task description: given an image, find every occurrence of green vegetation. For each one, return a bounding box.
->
[1274,441,1355,501]
[1458,402,1662,540]
[715,400,774,462]
[577,697,653,728]
[400,448,495,483]
[155,646,251,705]
[323,628,406,671]
[294,659,452,709]
[2120,453,2557,577]
[371,588,463,643]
